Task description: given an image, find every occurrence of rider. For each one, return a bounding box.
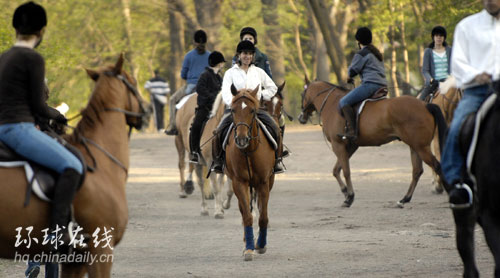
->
[442,0,500,209]
[189,51,225,164]
[165,30,210,135]
[419,26,452,101]
[232,27,272,79]
[338,27,387,141]
[211,40,284,174]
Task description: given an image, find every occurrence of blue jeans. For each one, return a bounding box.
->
[185,83,196,95]
[26,261,58,278]
[339,82,384,108]
[0,123,82,174]
[441,85,490,184]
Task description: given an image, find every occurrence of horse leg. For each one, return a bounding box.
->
[336,149,355,207]
[256,182,270,255]
[453,209,479,278]
[195,165,208,216]
[86,249,114,278]
[431,136,444,194]
[61,263,87,278]
[223,178,234,209]
[175,135,187,198]
[213,173,225,219]
[232,180,254,261]
[397,148,424,207]
[479,211,500,277]
[332,160,348,198]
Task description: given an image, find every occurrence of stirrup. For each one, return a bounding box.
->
[337,133,357,141]
[189,152,200,164]
[449,183,473,209]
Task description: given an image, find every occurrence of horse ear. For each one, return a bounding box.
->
[251,85,259,98]
[114,53,124,74]
[304,75,310,85]
[277,81,285,99]
[231,84,238,96]
[86,69,99,81]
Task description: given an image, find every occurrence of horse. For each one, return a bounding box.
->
[225,85,277,261]
[429,77,462,193]
[298,79,447,208]
[174,92,226,217]
[0,54,150,277]
[222,82,286,211]
[453,86,500,278]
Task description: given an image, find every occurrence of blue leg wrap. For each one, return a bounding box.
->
[244,226,255,250]
[257,228,267,248]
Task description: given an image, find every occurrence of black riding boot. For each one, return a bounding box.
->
[210,130,224,173]
[419,80,439,102]
[280,125,289,157]
[50,168,81,251]
[338,105,357,141]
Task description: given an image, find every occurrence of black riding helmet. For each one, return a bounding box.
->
[431,26,447,39]
[236,40,255,54]
[194,29,207,43]
[240,27,258,45]
[13,1,47,35]
[355,27,372,45]
[208,51,225,67]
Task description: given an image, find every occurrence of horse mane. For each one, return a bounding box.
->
[211,93,223,116]
[317,80,350,92]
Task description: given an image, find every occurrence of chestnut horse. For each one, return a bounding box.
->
[298,79,447,208]
[225,85,277,261]
[0,54,150,277]
[175,92,226,217]
[430,77,462,193]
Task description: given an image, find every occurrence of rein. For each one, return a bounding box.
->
[302,83,337,126]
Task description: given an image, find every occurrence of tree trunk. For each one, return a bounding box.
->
[193,0,222,50]
[261,0,286,85]
[412,1,425,86]
[388,0,400,97]
[289,0,310,80]
[167,0,185,93]
[120,0,138,81]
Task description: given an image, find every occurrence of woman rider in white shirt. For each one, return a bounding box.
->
[210,40,284,174]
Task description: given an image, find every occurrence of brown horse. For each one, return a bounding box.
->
[175,92,226,217]
[225,85,277,261]
[0,54,150,277]
[430,77,462,193]
[298,79,447,208]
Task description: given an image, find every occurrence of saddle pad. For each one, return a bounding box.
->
[176,93,196,110]
[0,161,51,202]
[356,96,387,116]
[466,93,497,185]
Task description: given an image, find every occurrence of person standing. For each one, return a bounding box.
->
[442,0,500,209]
[165,30,210,135]
[420,26,452,101]
[144,69,170,132]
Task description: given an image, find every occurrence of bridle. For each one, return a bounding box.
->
[232,95,260,152]
[300,82,336,125]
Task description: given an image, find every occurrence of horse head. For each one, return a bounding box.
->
[85,54,151,131]
[298,77,316,124]
[261,82,285,122]
[230,84,259,149]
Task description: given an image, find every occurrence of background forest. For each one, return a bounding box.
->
[0,0,483,128]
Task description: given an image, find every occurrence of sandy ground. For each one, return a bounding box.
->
[0,125,495,277]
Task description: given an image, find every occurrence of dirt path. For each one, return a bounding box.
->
[1,125,494,277]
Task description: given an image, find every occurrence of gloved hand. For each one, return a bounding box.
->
[54,113,68,125]
[347,78,355,84]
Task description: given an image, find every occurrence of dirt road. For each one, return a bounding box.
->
[1,125,494,277]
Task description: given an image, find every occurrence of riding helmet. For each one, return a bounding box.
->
[12,1,47,35]
[208,51,226,67]
[355,27,372,45]
[236,40,255,53]
[240,27,258,45]
[431,26,447,39]
[194,29,207,44]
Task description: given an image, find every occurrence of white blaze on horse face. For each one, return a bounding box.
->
[242,101,247,110]
[272,97,278,115]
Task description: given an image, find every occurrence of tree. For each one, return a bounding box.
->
[261,0,286,84]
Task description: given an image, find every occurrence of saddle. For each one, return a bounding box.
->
[0,134,86,206]
[350,87,388,132]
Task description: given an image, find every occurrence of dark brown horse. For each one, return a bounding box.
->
[0,54,149,277]
[298,79,447,207]
[225,85,276,261]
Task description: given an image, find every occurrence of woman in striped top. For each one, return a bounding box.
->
[420,26,452,101]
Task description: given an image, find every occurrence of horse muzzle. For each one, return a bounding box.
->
[298,112,308,124]
[235,136,250,149]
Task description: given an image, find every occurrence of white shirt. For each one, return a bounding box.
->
[221,64,277,106]
[451,10,500,89]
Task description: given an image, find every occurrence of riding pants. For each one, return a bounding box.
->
[339,82,384,108]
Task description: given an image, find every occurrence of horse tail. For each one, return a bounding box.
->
[426,103,447,153]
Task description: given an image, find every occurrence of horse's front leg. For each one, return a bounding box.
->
[175,136,187,198]
[453,208,479,278]
[332,160,348,198]
[212,173,225,219]
[232,179,254,261]
[256,181,270,255]
[61,262,87,278]
[223,178,233,209]
[333,146,355,207]
[86,248,114,278]
[194,165,208,216]
[478,211,500,277]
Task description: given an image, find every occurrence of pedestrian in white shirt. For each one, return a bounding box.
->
[210,40,284,174]
[442,0,500,209]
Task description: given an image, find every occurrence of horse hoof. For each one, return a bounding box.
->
[243,249,254,261]
[179,191,187,198]
[342,194,355,207]
[256,246,267,254]
[214,212,224,219]
[200,210,209,216]
[432,186,444,194]
[341,202,351,208]
[396,201,405,208]
[222,200,231,209]
[184,181,194,195]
